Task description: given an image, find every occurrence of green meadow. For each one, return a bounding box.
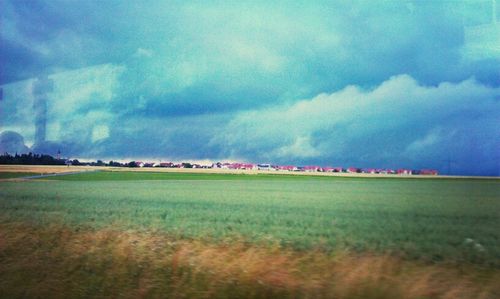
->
[1,171,499,266]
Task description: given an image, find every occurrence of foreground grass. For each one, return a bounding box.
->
[1,173,499,298]
[1,177,499,266]
[1,223,498,299]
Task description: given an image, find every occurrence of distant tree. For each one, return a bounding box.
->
[182,162,193,168]
[0,153,64,165]
[108,160,122,167]
[128,161,137,167]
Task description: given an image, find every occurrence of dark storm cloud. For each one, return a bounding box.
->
[1,0,499,175]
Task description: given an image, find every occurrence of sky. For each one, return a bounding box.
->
[0,0,499,175]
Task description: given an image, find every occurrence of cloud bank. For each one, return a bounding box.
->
[213,75,500,175]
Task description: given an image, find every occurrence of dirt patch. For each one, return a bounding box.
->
[0,165,99,174]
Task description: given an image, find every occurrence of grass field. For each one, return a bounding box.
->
[1,170,499,298]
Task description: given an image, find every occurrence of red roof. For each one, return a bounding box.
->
[278,165,295,170]
[420,169,438,175]
[303,166,321,170]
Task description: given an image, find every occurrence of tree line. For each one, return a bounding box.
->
[0,153,66,165]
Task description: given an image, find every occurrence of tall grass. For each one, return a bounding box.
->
[1,223,498,299]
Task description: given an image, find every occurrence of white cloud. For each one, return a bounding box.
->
[272,135,321,159]
[405,128,444,153]
[91,125,110,143]
[135,47,154,58]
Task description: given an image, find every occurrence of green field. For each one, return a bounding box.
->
[1,171,499,266]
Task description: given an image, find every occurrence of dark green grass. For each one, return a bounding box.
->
[0,172,34,179]
[38,170,496,181]
[40,170,337,181]
[1,175,499,266]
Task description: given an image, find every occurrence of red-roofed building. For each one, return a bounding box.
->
[303,166,321,172]
[347,167,360,173]
[397,169,412,175]
[278,165,296,171]
[241,163,256,170]
[420,169,438,175]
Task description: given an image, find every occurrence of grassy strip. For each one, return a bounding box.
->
[39,170,333,181]
[37,170,500,181]
[0,222,498,299]
[0,172,35,179]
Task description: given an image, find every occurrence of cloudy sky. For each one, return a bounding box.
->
[0,0,499,175]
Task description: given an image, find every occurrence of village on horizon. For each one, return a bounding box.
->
[0,152,439,176]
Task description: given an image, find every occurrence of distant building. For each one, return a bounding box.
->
[280,165,294,171]
[420,169,438,175]
[347,167,360,173]
[332,167,343,173]
[302,166,321,172]
[257,163,272,170]
[397,169,412,175]
[241,163,256,170]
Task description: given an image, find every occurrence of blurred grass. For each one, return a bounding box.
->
[1,173,499,298]
[1,223,499,299]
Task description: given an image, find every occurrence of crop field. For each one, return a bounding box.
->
[1,170,499,298]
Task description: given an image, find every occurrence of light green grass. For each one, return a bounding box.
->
[1,173,499,266]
